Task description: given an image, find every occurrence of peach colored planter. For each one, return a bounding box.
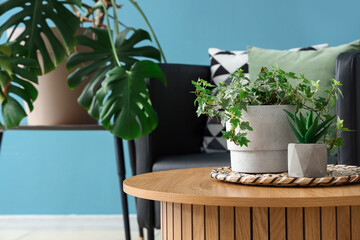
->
[10,28,97,125]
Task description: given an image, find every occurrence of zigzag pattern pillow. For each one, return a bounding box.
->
[203,44,329,153]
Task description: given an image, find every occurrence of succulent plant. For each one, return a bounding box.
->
[284,110,335,144]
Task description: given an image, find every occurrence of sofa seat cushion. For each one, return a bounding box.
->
[152,152,230,172]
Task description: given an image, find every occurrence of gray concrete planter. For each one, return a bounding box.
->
[227,105,296,173]
[288,143,327,178]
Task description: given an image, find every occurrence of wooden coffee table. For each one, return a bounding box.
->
[124,167,360,240]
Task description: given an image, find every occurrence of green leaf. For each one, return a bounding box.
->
[0,45,11,57]
[87,97,100,120]
[287,117,304,143]
[0,0,80,74]
[0,71,11,86]
[336,116,344,129]
[239,121,253,131]
[313,123,331,143]
[294,115,306,136]
[0,56,13,77]
[334,137,344,148]
[97,61,166,139]
[7,85,34,111]
[221,130,232,140]
[66,28,162,112]
[12,76,38,101]
[304,117,319,143]
[317,115,335,132]
[77,66,112,109]
[283,109,295,120]
[306,110,313,129]
[330,97,335,107]
[323,89,332,95]
[64,0,82,8]
[299,112,306,124]
[2,96,27,128]
[230,118,240,128]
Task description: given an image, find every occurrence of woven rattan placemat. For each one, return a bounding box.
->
[210,165,360,187]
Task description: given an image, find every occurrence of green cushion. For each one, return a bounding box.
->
[247,40,360,99]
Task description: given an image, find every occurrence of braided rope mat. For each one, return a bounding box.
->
[210,165,360,187]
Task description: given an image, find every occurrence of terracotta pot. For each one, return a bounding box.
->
[288,143,328,178]
[227,105,297,173]
[10,27,97,125]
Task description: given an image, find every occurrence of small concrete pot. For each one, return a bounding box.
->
[288,143,327,178]
[227,105,297,173]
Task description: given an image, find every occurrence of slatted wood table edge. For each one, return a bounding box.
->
[124,168,360,240]
[124,167,360,208]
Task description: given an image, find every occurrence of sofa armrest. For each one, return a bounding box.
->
[335,52,360,165]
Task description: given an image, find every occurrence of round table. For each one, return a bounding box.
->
[124,167,360,240]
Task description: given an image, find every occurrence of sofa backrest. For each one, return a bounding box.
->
[147,63,210,157]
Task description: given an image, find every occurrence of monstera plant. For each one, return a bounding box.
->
[67,26,166,139]
[0,0,166,140]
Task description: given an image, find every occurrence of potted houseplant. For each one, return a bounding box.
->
[193,67,345,173]
[8,26,97,125]
[0,0,166,140]
[0,0,83,126]
[285,111,330,177]
[284,83,348,177]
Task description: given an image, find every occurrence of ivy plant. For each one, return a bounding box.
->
[193,67,346,149]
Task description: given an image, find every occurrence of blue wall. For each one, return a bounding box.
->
[0,0,359,214]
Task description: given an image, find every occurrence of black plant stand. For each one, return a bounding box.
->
[114,136,131,240]
[0,125,134,240]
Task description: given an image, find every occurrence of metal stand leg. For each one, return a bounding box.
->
[0,132,4,150]
[128,140,136,176]
[128,140,145,239]
[114,137,131,240]
[139,227,144,240]
[147,228,155,240]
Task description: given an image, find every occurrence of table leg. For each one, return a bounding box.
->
[147,228,154,240]
[139,227,144,240]
[114,137,131,240]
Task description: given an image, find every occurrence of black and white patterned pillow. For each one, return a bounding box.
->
[202,44,329,153]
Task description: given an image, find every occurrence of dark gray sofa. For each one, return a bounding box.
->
[133,52,360,239]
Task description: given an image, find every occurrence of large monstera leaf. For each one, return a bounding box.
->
[0,42,38,128]
[0,0,81,74]
[95,61,166,139]
[66,27,161,113]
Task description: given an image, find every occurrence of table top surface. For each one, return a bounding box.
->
[124,167,360,207]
